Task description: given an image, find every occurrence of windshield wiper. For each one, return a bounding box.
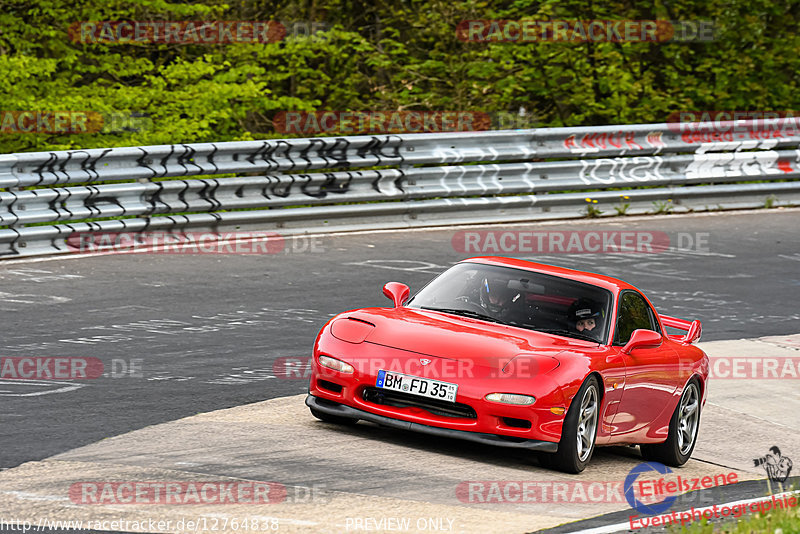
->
[535,328,602,343]
[420,306,505,325]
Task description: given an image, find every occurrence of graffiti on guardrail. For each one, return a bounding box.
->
[2,122,799,258]
[685,150,792,178]
[564,131,666,155]
[577,155,665,184]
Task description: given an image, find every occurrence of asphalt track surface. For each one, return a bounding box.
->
[1,209,799,468]
[0,209,799,533]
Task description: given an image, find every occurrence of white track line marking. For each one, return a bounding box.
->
[0,380,85,396]
[2,490,70,502]
[706,401,794,429]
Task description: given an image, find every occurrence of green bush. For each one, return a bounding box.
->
[2,0,800,153]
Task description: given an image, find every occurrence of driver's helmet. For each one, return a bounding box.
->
[480,277,513,314]
[568,298,603,333]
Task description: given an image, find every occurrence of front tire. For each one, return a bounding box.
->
[310,407,359,426]
[640,379,701,466]
[546,376,601,474]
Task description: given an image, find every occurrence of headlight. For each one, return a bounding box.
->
[318,355,355,374]
[485,393,536,405]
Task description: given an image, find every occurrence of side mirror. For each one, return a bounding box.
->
[382,282,410,308]
[621,329,663,354]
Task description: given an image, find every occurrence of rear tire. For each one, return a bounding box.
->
[544,376,601,474]
[640,379,701,466]
[310,407,359,426]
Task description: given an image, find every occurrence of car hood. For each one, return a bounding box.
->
[342,306,593,370]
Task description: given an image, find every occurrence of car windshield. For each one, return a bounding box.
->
[406,262,613,344]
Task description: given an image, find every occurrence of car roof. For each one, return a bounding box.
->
[462,256,636,294]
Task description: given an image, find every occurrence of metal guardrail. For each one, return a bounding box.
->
[1,121,799,257]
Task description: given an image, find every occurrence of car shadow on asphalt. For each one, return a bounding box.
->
[311,418,646,474]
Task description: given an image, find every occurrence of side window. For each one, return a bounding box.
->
[614,291,658,345]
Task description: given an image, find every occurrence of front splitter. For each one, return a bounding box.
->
[306,394,559,452]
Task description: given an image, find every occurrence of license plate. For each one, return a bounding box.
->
[375,370,458,403]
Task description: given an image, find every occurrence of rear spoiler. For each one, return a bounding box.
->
[659,315,702,344]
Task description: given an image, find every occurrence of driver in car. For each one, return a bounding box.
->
[479,277,529,325]
[568,298,603,340]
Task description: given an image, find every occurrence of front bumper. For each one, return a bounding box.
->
[306,394,559,452]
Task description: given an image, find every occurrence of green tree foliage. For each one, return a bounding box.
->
[1,0,799,152]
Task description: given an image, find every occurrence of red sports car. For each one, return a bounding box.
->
[306,257,709,473]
